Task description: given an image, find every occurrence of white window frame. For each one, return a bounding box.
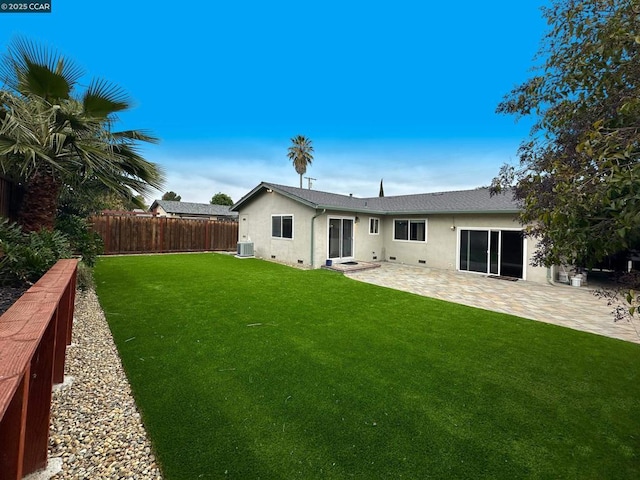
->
[393,218,427,242]
[271,214,294,239]
[327,216,356,260]
[369,217,380,235]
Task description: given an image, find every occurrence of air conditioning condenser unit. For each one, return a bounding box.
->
[237,242,254,257]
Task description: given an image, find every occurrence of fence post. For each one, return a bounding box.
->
[21,317,56,475]
[0,375,29,480]
[159,217,165,253]
[105,215,111,254]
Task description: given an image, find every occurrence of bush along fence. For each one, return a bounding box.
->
[90,215,238,255]
[0,259,78,480]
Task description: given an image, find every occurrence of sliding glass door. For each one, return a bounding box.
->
[459,230,489,273]
[459,229,524,278]
[500,230,524,278]
[328,217,354,260]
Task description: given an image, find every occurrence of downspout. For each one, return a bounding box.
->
[310,208,326,268]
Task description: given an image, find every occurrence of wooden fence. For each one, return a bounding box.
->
[0,259,78,480]
[90,215,239,255]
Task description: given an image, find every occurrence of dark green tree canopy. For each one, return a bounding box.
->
[210,192,233,206]
[492,0,640,268]
[162,191,181,201]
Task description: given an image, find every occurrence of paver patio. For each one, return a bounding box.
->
[345,263,640,344]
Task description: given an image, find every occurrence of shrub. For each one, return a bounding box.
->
[76,261,95,291]
[0,217,28,285]
[0,217,72,285]
[55,214,104,267]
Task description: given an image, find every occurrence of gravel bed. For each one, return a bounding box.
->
[48,289,164,479]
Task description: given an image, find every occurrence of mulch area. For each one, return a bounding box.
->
[0,285,29,316]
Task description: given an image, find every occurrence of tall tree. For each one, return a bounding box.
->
[162,191,181,201]
[287,135,314,188]
[491,0,640,269]
[0,38,164,231]
[379,178,384,197]
[210,192,233,206]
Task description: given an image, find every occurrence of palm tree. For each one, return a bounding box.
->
[287,135,313,188]
[0,38,164,231]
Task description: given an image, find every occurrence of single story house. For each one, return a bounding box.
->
[231,182,552,283]
[150,200,238,221]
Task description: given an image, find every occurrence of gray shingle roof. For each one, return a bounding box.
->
[233,182,520,215]
[151,200,238,217]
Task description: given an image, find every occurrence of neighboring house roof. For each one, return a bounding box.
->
[232,182,520,215]
[150,200,238,217]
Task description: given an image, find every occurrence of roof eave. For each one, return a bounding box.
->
[314,205,387,215]
[382,209,521,216]
[311,206,520,216]
[273,189,319,209]
[232,182,320,211]
[231,183,273,211]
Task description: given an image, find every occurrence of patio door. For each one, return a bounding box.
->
[328,217,354,260]
[459,229,524,279]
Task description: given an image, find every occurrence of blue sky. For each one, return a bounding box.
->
[0,1,548,204]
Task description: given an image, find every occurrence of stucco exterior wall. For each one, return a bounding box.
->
[237,191,319,267]
[381,213,547,282]
[381,214,455,268]
[236,191,548,283]
[152,205,170,216]
[355,216,385,262]
[319,212,385,265]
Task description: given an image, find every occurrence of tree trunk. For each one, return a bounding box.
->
[17,171,60,232]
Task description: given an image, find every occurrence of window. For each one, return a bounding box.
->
[394,219,426,242]
[272,214,293,239]
[394,220,408,240]
[410,220,426,241]
[369,217,380,235]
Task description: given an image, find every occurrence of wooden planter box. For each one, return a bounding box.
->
[0,259,78,480]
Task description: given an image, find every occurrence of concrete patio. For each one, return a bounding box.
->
[345,262,640,344]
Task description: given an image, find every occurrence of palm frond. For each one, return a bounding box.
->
[83,79,131,118]
[63,137,164,193]
[111,129,160,144]
[1,37,82,100]
[20,60,72,101]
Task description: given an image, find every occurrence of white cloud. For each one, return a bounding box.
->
[145,138,520,205]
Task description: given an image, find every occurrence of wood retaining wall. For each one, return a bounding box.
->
[0,259,78,480]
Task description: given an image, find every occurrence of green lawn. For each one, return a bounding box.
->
[94,253,640,479]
